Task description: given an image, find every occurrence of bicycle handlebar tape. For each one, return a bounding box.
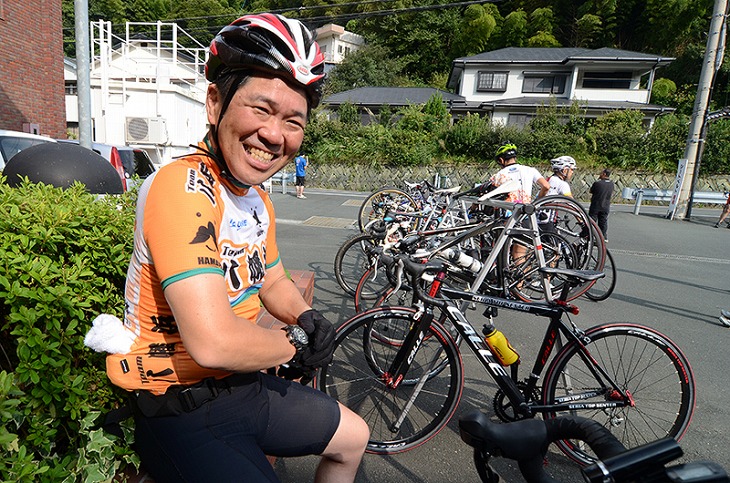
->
[582,437,682,483]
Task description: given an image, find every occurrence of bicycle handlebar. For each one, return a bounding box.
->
[458,413,729,483]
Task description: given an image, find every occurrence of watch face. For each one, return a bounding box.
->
[288,325,309,346]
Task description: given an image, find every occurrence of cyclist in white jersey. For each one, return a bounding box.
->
[490,144,549,271]
[546,155,576,197]
[490,143,549,203]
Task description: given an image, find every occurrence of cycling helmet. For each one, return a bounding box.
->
[495,143,518,160]
[206,13,326,108]
[550,155,577,171]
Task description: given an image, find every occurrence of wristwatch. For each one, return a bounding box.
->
[282,325,309,354]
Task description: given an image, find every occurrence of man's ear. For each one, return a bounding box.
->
[206,84,221,126]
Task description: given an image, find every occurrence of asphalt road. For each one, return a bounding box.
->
[266,188,730,483]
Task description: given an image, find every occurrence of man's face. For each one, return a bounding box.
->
[207,74,308,186]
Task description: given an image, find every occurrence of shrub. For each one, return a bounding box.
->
[0,180,137,482]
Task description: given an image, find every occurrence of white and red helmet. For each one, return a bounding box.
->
[206,13,326,107]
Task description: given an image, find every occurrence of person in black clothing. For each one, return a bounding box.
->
[589,168,615,241]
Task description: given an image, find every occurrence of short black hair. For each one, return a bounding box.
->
[602,168,611,177]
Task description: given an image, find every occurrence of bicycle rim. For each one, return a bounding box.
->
[542,324,695,465]
[358,188,418,232]
[333,233,381,296]
[584,249,617,302]
[316,307,464,454]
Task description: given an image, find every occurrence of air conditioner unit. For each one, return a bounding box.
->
[125,117,168,144]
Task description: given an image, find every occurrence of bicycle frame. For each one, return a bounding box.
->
[382,273,634,421]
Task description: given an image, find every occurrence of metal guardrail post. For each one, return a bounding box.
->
[633,189,644,215]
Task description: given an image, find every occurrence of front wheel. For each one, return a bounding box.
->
[584,249,617,302]
[316,307,464,454]
[541,323,695,465]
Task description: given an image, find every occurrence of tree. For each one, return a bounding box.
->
[499,10,529,48]
[323,45,409,96]
[450,4,499,58]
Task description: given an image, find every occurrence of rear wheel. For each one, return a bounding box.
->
[333,233,383,297]
[358,188,418,232]
[584,249,616,301]
[542,324,696,465]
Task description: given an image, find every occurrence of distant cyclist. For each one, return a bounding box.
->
[546,155,576,197]
[490,144,550,268]
[490,143,549,203]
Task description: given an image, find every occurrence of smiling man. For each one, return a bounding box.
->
[105,14,368,483]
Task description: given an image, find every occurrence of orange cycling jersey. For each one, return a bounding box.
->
[107,143,280,395]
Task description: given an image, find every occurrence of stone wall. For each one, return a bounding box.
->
[307,164,729,204]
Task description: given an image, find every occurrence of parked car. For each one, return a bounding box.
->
[0,129,56,170]
[57,140,156,191]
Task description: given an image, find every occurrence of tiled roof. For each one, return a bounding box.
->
[323,87,464,106]
[455,46,674,64]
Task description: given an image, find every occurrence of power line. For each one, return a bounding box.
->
[62,0,498,37]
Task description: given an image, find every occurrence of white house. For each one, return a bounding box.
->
[65,21,209,164]
[314,24,365,73]
[446,47,675,127]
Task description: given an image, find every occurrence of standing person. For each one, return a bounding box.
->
[490,143,550,267]
[295,152,308,198]
[589,168,615,241]
[100,14,369,483]
[713,191,730,228]
[546,155,576,197]
[490,143,550,203]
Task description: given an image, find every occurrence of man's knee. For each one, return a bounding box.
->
[323,405,369,460]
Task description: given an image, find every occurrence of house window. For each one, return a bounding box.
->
[507,113,534,129]
[338,45,343,53]
[522,75,566,94]
[581,71,632,89]
[65,81,77,95]
[476,71,508,92]
[320,45,327,53]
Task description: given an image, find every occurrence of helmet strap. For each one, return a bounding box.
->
[208,73,252,190]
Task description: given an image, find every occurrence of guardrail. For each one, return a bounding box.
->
[621,187,728,215]
[263,171,296,194]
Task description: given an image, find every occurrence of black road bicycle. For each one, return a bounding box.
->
[315,255,695,465]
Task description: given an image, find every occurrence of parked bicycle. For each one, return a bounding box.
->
[315,253,695,465]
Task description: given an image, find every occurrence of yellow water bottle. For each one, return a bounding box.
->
[482,324,519,366]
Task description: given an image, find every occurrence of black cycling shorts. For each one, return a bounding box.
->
[133,372,340,482]
[295,175,306,186]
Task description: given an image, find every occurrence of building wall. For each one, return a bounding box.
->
[0,0,66,137]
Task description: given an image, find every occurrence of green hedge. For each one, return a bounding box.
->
[304,100,730,174]
[0,179,137,482]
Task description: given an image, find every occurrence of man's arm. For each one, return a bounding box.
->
[258,262,312,325]
[536,177,550,198]
[164,273,297,372]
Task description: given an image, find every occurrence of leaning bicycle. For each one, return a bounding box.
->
[315,255,695,465]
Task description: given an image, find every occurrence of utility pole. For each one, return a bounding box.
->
[74,0,92,148]
[667,0,728,220]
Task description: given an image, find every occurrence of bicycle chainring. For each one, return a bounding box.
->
[493,381,542,422]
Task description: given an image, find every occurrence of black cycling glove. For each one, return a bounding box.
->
[296,309,336,368]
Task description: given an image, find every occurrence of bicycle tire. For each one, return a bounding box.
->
[316,306,464,454]
[541,323,696,465]
[333,232,382,297]
[533,196,601,272]
[353,265,412,312]
[584,249,616,302]
[501,230,580,302]
[358,188,418,232]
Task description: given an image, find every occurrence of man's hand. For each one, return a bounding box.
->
[296,309,336,368]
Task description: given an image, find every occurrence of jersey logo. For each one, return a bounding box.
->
[185,165,216,205]
[191,221,218,252]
